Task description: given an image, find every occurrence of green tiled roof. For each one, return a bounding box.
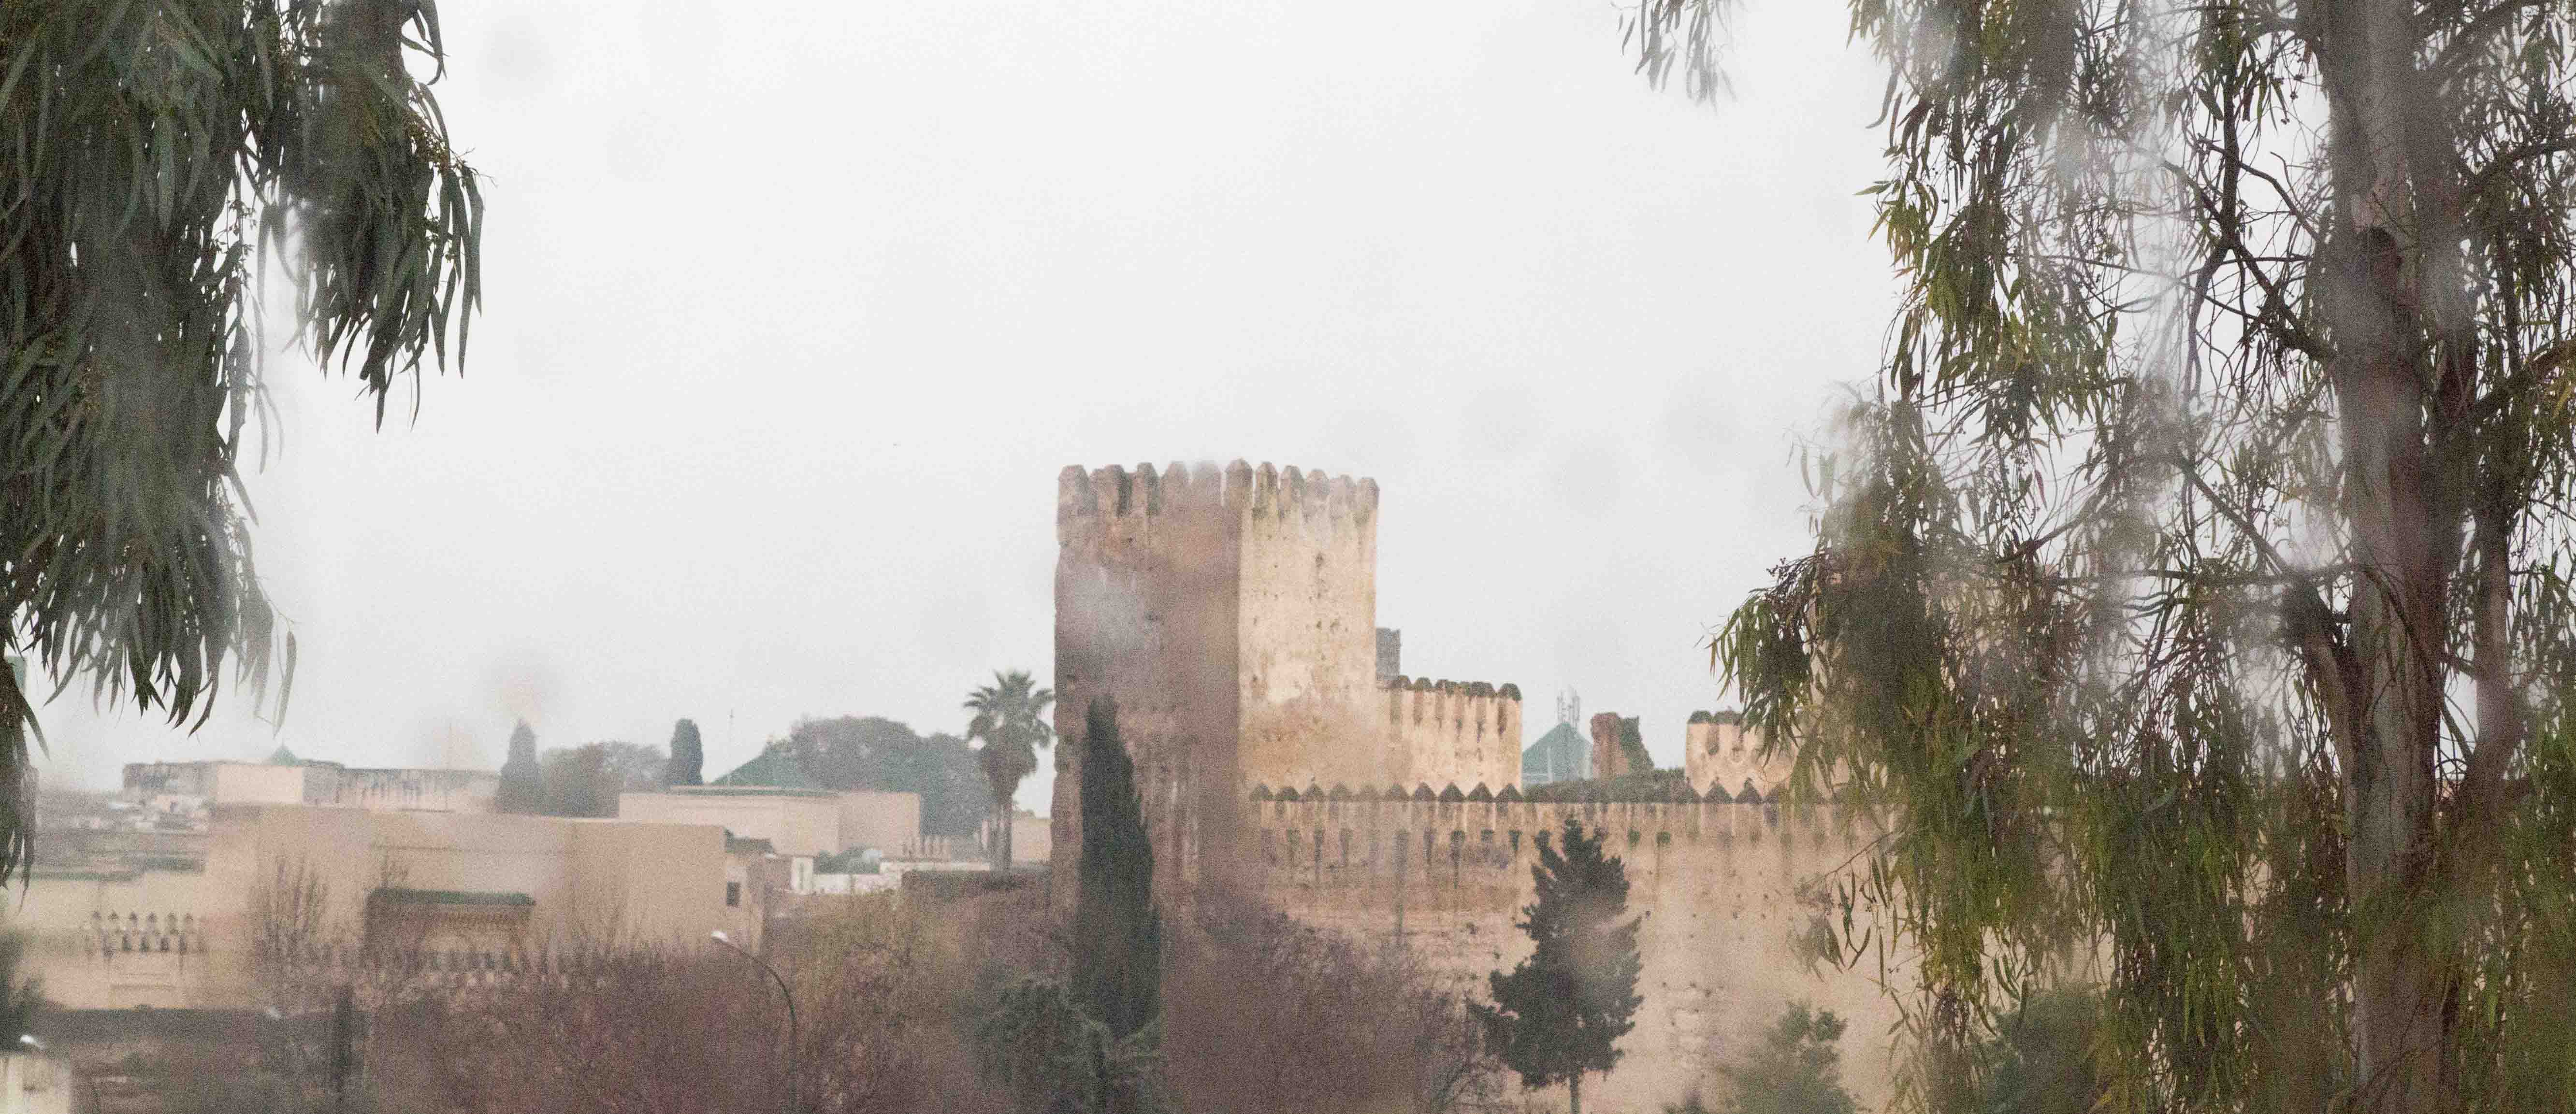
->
[711,745,824,790]
[1521,722,1592,786]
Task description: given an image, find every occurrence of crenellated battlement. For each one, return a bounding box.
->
[1381,676,1522,700]
[1057,460,1379,527]
[1250,777,1790,806]
[1377,677,1521,791]
[1241,790,1874,887]
[1682,708,1789,801]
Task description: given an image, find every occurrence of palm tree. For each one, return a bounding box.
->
[964,670,1055,869]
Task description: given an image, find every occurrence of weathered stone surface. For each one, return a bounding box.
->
[1245,796,1902,1113]
[1050,461,1903,1112]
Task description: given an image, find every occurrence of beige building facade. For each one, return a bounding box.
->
[615,786,921,858]
[14,805,760,1011]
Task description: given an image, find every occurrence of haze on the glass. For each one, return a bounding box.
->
[36,0,1893,812]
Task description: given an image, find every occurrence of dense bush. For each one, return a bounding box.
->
[1163,891,1499,1114]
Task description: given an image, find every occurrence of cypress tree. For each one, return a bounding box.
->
[496,720,543,814]
[1475,814,1643,1114]
[1071,698,1160,1042]
[667,719,704,787]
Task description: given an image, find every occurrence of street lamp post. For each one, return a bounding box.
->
[712,930,799,1112]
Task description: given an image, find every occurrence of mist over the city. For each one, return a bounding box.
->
[34,0,1894,805]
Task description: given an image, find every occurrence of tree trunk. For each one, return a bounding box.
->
[2311,1,2461,1109]
[1568,1073,1582,1114]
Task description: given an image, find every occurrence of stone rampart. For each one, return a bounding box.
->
[1048,460,1898,1109]
[1245,794,1902,1113]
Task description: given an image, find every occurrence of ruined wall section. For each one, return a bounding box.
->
[1245,797,1902,1114]
[1381,678,1522,792]
[1052,462,1248,903]
[1234,465,1383,793]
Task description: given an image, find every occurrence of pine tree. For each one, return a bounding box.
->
[1717,1003,1859,1114]
[667,719,704,787]
[1071,698,1160,1043]
[1476,815,1643,1114]
[495,721,542,814]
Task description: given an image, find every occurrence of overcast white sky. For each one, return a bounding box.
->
[41,0,1897,814]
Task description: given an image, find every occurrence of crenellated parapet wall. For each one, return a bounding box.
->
[1242,794,1869,888]
[1380,676,1522,792]
[1056,460,1380,536]
[1682,710,1792,802]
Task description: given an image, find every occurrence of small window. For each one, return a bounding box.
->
[725,882,742,908]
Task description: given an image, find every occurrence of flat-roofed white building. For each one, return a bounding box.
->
[616,786,921,859]
[121,758,499,816]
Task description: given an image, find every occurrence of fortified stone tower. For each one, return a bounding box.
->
[1052,461,1387,900]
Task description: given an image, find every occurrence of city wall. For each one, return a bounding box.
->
[1045,459,1900,1109]
[1246,796,1903,1113]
